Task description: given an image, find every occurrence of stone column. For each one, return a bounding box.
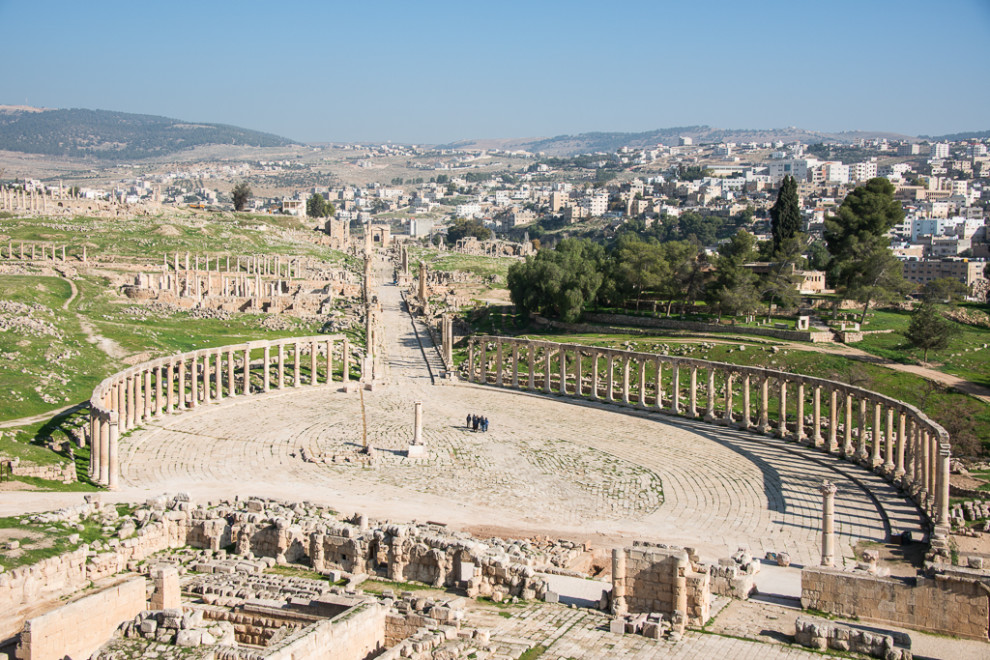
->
[777,379,788,438]
[655,359,664,409]
[278,344,285,389]
[203,353,211,405]
[413,401,423,445]
[264,345,271,392]
[311,341,319,386]
[884,407,895,472]
[871,402,883,468]
[342,339,350,384]
[905,420,916,485]
[227,348,236,396]
[481,342,490,386]
[843,394,854,457]
[621,357,630,404]
[559,348,568,395]
[128,375,137,426]
[705,368,716,421]
[689,365,698,418]
[107,412,119,490]
[638,359,647,406]
[611,549,627,615]
[293,342,301,387]
[190,357,199,408]
[796,383,806,443]
[670,364,681,414]
[895,412,907,479]
[512,343,520,389]
[722,373,734,425]
[214,350,223,401]
[527,346,535,390]
[166,361,175,413]
[495,341,503,387]
[828,390,839,452]
[89,415,100,474]
[921,430,931,501]
[99,411,110,485]
[332,339,340,388]
[155,365,163,416]
[178,359,187,410]
[606,355,614,401]
[742,374,752,428]
[812,386,823,447]
[243,347,251,394]
[937,452,951,528]
[543,348,552,394]
[820,480,838,567]
[857,398,869,462]
[466,341,475,383]
[590,353,599,399]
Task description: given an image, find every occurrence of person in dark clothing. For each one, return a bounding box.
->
[472,415,479,431]
[466,413,471,428]
[482,417,489,432]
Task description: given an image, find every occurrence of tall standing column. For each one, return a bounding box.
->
[820,481,838,567]
[722,373,734,425]
[144,370,153,420]
[278,344,285,388]
[921,430,931,503]
[263,345,271,391]
[895,412,907,480]
[413,401,423,445]
[742,374,752,428]
[166,361,175,413]
[796,383,806,443]
[543,348,551,393]
[621,357,630,404]
[467,341,476,383]
[293,342,301,387]
[705,368,716,421]
[871,402,882,467]
[812,386,823,447]
[155,365,164,415]
[512,344,520,389]
[777,380,788,439]
[243,347,251,394]
[227,348,235,396]
[590,353,599,399]
[843,394,854,457]
[828,389,838,452]
[89,416,99,475]
[559,349,568,395]
[637,359,647,406]
[606,355,614,401]
[342,339,350,384]
[884,407,895,472]
[128,375,137,426]
[857,398,869,462]
[190,357,200,408]
[178,360,187,410]
[107,413,119,491]
[937,452,951,528]
[99,411,110,485]
[527,346,535,390]
[670,364,681,414]
[203,353,211,405]
[311,341,319,386]
[689,366,698,418]
[495,341,504,387]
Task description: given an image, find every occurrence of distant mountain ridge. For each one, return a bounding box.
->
[441,126,923,156]
[0,106,296,160]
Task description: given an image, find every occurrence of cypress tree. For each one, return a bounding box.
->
[769,175,801,252]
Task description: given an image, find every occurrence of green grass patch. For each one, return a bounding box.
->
[518,645,548,660]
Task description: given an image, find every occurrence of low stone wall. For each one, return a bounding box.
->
[261,602,385,660]
[580,312,835,343]
[801,566,990,640]
[15,577,146,660]
[611,545,710,627]
[794,616,910,659]
[0,498,188,641]
[2,460,75,483]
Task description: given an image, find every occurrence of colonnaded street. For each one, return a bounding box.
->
[99,261,925,571]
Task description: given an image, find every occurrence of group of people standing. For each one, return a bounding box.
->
[467,413,489,432]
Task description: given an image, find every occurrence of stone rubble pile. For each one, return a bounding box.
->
[794,616,911,659]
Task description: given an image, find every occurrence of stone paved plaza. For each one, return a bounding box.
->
[110,279,924,568]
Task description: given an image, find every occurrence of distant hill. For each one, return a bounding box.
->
[441,126,920,156]
[919,130,990,142]
[0,106,297,160]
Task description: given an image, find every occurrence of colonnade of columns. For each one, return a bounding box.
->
[1,241,80,262]
[88,334,354,490]
[465,336,951,533]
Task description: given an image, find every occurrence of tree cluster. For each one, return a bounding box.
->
[306,193,335,218]
[445,218,492,246]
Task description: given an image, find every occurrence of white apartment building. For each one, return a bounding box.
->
[849,161,878,181]
[930,143,950,159]
[454,203,482,219]
[587,193,609,217]
[766,158,811,184]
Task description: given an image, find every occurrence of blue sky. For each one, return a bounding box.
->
[1,0,988,143]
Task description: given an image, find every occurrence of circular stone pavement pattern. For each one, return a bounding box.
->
[113,280,925,567]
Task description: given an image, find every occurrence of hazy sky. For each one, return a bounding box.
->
[2,0,988,144]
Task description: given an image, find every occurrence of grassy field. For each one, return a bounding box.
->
[0,211,353,263]
[409,246,516,281]
[851,307,990,389]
